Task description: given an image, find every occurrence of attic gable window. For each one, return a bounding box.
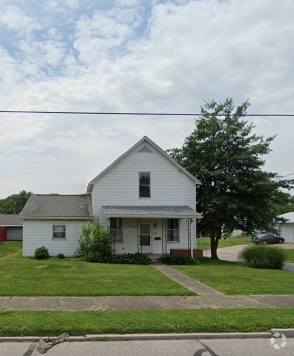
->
[139,172,151,198]
[138,145,152,153]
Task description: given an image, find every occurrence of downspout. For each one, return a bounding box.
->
[195,218,197,250]
[137,218,139,253]
[161,218,163,256]
[190,219,193,258]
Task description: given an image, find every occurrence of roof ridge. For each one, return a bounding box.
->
[34,194,90,197]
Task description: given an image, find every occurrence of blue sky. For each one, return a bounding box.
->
[0,0,294,197]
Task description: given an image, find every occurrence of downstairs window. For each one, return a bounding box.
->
[167,219,179,242]
[110,218,123,242]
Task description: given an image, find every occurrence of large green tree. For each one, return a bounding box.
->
[168,98,294,259]
[0,190,33,214]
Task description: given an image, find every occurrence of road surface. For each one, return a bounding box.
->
[1,338,293,356]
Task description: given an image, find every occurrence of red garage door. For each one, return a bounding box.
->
[0,227,7,242]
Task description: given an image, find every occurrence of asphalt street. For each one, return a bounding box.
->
[1,338,293,356]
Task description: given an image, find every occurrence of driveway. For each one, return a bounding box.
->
[203,244,246,262]
[203,243,294,271]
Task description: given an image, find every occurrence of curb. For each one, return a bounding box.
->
[271,329,294,338]
[0,332,273,342]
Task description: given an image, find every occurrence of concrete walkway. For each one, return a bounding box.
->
[1,263,294,311]
[0,249,22,260]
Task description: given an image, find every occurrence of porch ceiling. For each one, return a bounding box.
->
[102,205,202,219]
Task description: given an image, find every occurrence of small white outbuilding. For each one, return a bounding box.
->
[277,212,294,243]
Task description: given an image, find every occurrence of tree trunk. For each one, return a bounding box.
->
[210,237,219,259]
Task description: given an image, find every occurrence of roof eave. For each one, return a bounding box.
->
[0,225,23,227]
[104,214,202,219]
[20,216,95,220]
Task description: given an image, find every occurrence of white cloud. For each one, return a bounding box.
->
[0,0,294,197]
[0,5,41,34]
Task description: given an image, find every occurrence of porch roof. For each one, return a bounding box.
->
[102,205,201,219]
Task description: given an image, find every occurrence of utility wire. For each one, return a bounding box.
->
[276,173,294,179]
[0,110,294,117]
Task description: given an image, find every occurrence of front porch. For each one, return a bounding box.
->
[103,205,202,257]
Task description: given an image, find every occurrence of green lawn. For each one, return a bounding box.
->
[196,237,251,250]
[174,257,294,295]
[284,249,294,263]
[0,252,194,296]
[0,309,294,336]
[0,241,22,258]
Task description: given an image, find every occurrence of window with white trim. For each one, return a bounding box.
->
[53,225,66,239]
[110,218,123,242]
[139,172,150,198]
[167,219,179,242]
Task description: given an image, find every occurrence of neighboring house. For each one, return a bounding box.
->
[0,214,23,242]
[20,136,201,257]
[277,212,294,243]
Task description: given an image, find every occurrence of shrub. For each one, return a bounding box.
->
[239,245,286,269]
[159,254,199,265]
[35,246,50,260]
[74,247,84,258]
[57,253,65,259]
[115,253,151,265]
[79,218,113,263]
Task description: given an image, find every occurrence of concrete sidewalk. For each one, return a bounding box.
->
[1,294,294,311]
[1,263,294,311]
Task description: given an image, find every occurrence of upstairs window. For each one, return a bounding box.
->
[139,172,150,198]
[53,225,66,239]
[167,219,179,242]
[110,218,123,242]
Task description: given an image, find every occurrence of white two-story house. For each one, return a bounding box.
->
[20,136,201,257]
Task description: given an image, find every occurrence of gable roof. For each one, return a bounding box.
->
[0,214,23,227]
[277,212,294,223]
[20,194,94,220]
[87,136,201,193]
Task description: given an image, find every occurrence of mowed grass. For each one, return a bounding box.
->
[1,309,294,336]
[196,237,251,250]
[0,252,194,296]
[284,249,294,263]
[174,257,294,295]
[0,241,22,258]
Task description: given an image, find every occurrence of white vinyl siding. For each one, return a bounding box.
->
[92,142,197,253]
[93,143,196,216]
[22,220,88,257]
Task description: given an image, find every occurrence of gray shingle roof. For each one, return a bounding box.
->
[0,214,23,226]
[102,205,201,218]
[20,194,94,219]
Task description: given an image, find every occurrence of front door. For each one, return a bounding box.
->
[140,223,152,253]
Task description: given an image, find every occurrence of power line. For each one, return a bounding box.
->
[0,110,294,117]
[275,173,294,179]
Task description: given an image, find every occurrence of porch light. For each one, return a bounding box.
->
[153,222,157,228]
